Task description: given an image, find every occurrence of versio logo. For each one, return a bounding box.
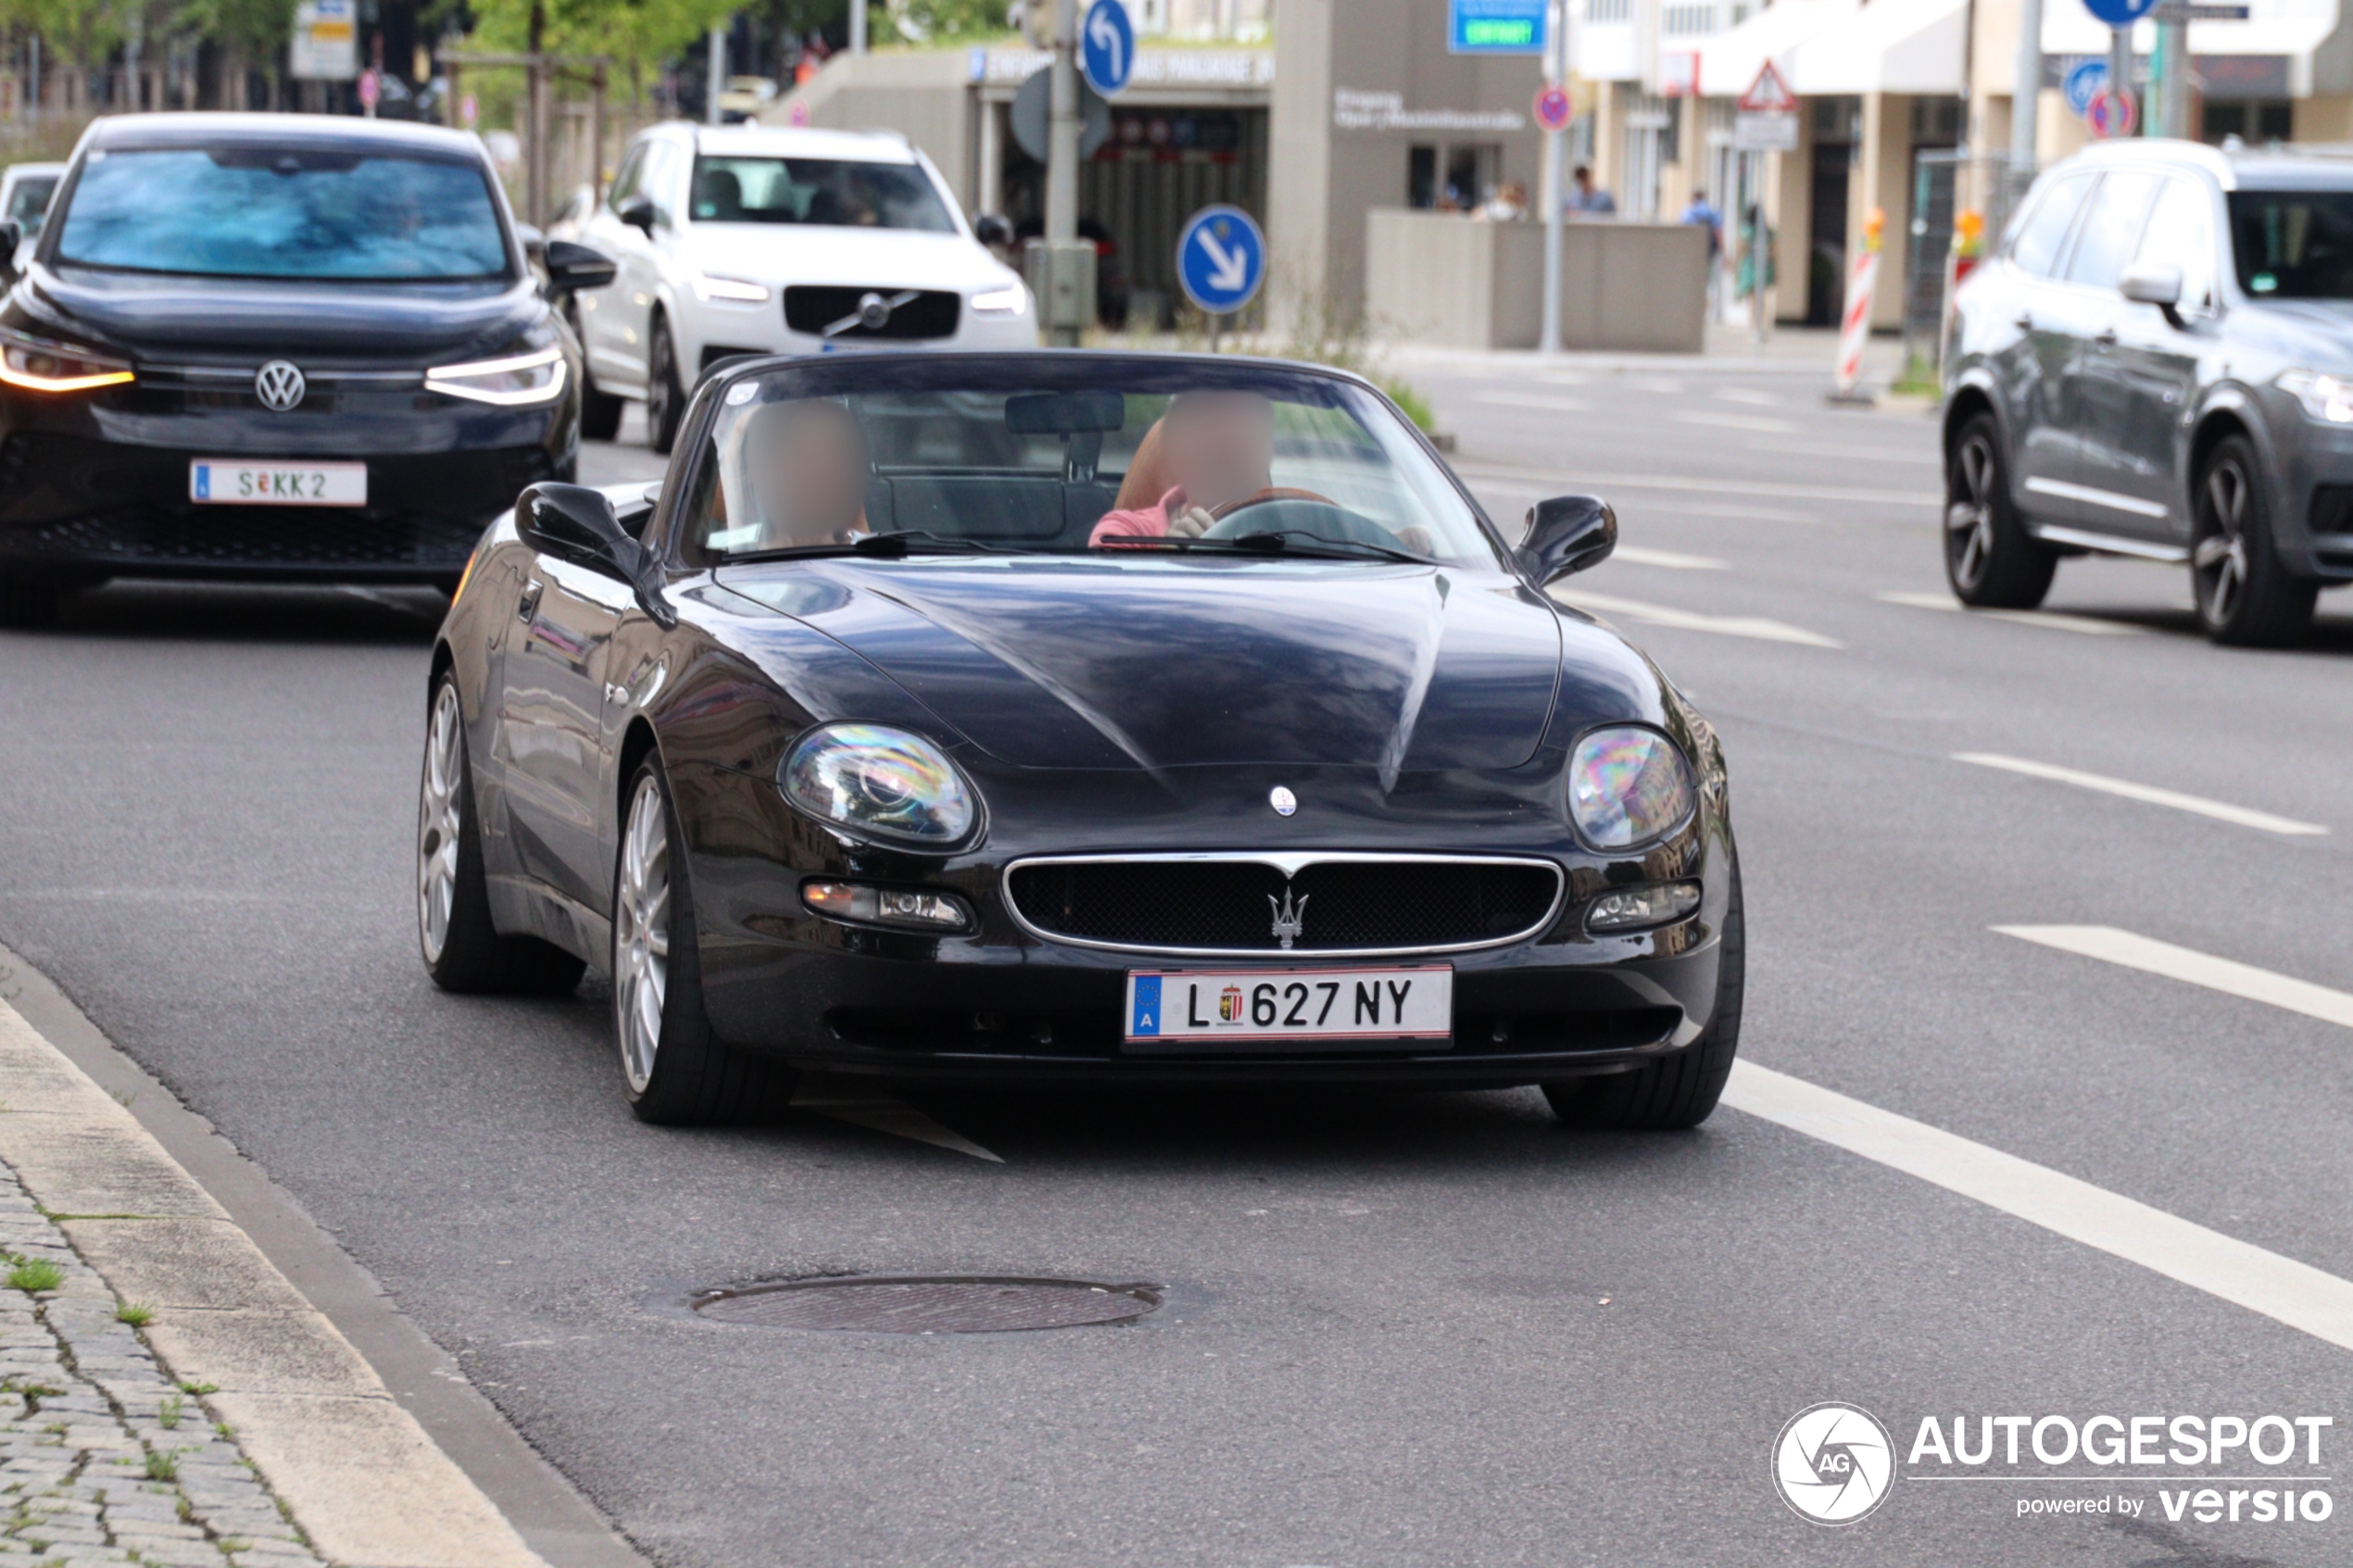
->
[1774,1403,1896,1525]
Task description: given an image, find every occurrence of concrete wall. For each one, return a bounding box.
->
[1365,209,1707,351]
[775,52,977,210]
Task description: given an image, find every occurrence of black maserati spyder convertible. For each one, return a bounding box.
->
[419,352,1742,1128]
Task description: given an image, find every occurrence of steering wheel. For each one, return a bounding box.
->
[1200,488,1426,554]
[1207,486,1338,522]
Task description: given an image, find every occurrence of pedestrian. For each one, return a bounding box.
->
[1682,186,1725,314]
[1565,165,1617,218]
[1472,180,1528,221]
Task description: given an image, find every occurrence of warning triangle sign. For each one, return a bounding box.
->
[1738,60,1798,113]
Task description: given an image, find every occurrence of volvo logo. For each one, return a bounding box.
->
[1267,884,1308,950]
[254,360,307,412]
[856,291,895,331]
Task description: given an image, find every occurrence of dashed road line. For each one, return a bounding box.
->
[1956,753,2328,836]
[1677,410,1801,434]
[1724,1060,2353,1353]
[1750,439,1940,466]
[1454,460,1939,508]
[1471,391,1590,412]
[1992,925,2353,1030]
[1608,546,1728,570]
[1554,588,1843,647]
[1716,388,1783,408]
[1877,589,2145,635]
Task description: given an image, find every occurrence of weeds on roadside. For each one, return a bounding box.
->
[157,1394,182,1430]
[115,1301,154,1327]
[6,1261,62,1294]
[143,1449,178,1483]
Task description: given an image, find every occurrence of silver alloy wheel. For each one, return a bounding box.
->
[417,684,466,964]
[2195,459,2251,625]
[1946,432,1997,589]
[614,774,672,1093]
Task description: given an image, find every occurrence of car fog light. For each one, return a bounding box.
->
[1585,880,1701,934]
[802,881,973,933]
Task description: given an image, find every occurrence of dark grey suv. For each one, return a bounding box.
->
[1944,139,2353,645]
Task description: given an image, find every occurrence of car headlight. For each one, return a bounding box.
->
[1567,726,1695,850]
[425,344,567,407]
[2277,369,2353,423]
[971,284,1027,315]
[780,723,979,847]
[691,273,773,304]
[0,326,133,393]
[1586,880,1702,934]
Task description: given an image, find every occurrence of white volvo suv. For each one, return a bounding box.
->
[572,122,1036,451]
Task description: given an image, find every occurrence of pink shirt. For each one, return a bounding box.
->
[1088,486,1188,547]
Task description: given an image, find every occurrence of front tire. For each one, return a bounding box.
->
[1944,413,2057,608]
[1541,861,1744,1131]
[645,316,684,457]
[418,676,586,995]
[612,757,795,1124]
[2193,435,2316,647]
[0,572,61,630]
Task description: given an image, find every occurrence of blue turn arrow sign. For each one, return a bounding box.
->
[1176,204,1265,316]
[1081,0,1135,97]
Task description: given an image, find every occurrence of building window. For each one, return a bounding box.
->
[1409,143,1502,211]
[2204,100,2292,144]
[1409,145,1438,209]
[1586,0,1632,21]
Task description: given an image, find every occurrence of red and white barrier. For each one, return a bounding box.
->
[1833,248,1880,396]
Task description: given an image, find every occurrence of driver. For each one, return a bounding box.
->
[744,398,871,549]
[1089,389,1275,546]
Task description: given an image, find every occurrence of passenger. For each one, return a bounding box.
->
[747,398,871,548]
[1090,389,1275,546]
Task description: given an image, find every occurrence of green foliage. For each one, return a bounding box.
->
[115,1300,155,1327]
[1380,379,1435,433]
[5,1259,62,1294]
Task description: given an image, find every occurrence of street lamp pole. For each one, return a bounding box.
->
[1540,0,1566,355]
[707,23,724,126]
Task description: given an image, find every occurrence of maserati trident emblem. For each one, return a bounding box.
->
[254,360,307,412]
[1267,884,1309,950]
[1268,784,1298,816]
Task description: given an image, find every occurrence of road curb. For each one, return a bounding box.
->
[0,995,548,1568]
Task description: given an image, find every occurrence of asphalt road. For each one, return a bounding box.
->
[2,371,2349,1567]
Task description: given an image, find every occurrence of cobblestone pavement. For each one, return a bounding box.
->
[0,1164,323,1568]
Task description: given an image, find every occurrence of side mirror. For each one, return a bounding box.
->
[974,213,1013,248]
[516,483,679,627]
[542,238,617,294]
[2121,261,2185,327]
[1518,494,1617,585]
[617,194,657,236]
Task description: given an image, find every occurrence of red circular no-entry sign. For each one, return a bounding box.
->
[2087,89,2137,140]
[1533,84,1572,134]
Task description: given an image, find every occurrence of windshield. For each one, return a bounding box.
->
[685,369,1502,570]
[688,156,956,232]
[53,147,510,281]
[6,175,57,236]
[2228,189,2353,298]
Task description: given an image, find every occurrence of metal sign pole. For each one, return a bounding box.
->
[1539,0,1566,355]
[2012,0,2044,170]
[2107,25,2133,135]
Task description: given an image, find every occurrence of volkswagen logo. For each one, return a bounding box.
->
[254,360,307,412]
[1771,1402,1895,1525]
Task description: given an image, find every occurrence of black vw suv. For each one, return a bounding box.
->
[0,113,614,627]
[1944,138,2353,646]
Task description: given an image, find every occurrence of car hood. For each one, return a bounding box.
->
[18,264,541,360]
[675,225,1018,293]
[713,558,1586,775]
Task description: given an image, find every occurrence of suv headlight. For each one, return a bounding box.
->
[425,344,566,407]
[1567,726,1695,850]
[971,284,1027,315]
[780,723,979,847]
[2276,369,2353,423]
[0,326,133,393]
[690,273,773,304]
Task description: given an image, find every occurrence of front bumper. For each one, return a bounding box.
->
[0,381,570,584]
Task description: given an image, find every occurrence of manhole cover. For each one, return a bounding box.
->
[691,1275,1161,1334]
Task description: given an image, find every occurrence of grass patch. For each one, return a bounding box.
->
[6,1261,63,1294]
[114,1301,154,1327]
[157,1395,182,1431]
[177,1381,217,1396]
[1380,379,1436,433]
[143,1449,178,1483]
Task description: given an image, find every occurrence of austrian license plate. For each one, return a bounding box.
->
[189,459,367,507]
[1124,965,1453,1053]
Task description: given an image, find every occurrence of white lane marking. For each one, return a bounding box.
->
[1609,546,1728,570]
[1454,460,1939,508]
[1716,387,1783,407]
[1748,439,1941,466]
[1677,410,1801,434]
[1993,925,2353,1029]
[1956,754,2329,836]
[1472,391,1590,412]
[1876,589,2145,636]
[1554,588,1843,647]
[792,1087,1004,1162]
[1723,1060,2353,1354]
